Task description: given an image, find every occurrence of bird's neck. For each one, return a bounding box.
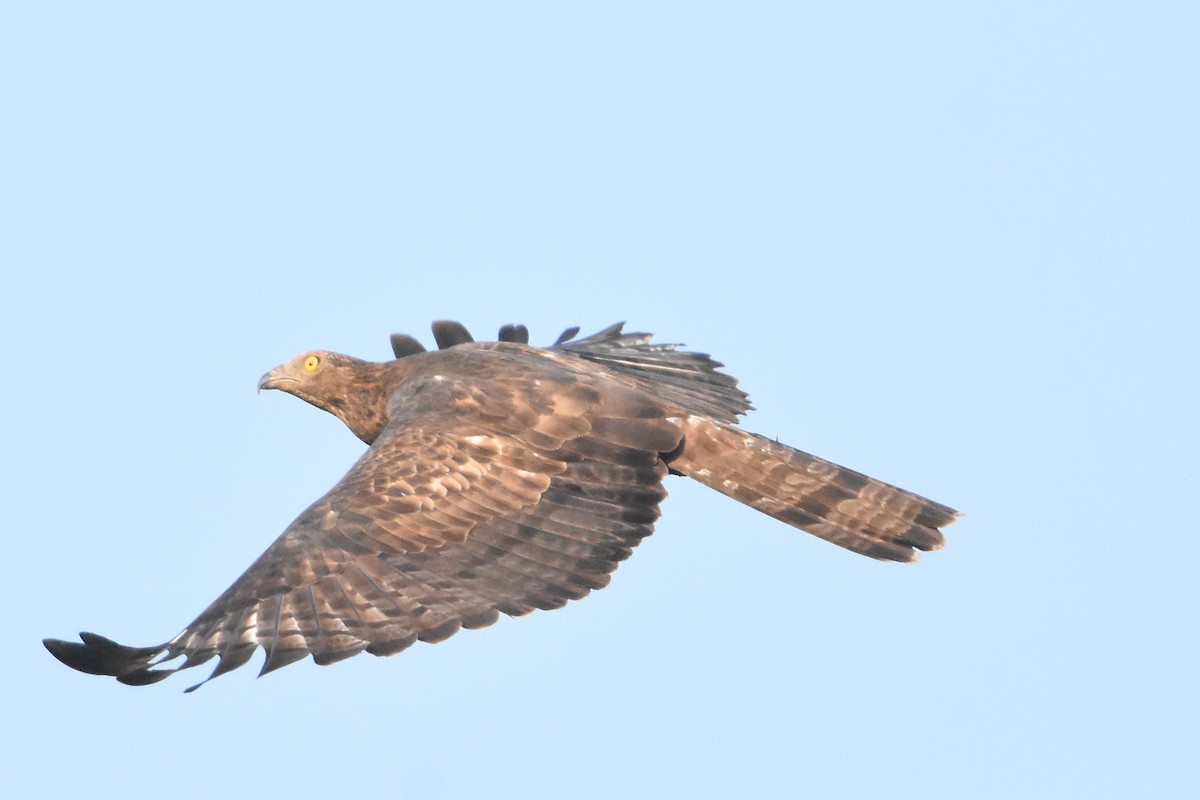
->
[318,361,396,445]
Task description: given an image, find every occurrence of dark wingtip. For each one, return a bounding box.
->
[44,636,107,674]
[431,320,475,350]
[390,333,427,358]
[553,325,581,345]
[44,632,167,681]
[498,324,529,344]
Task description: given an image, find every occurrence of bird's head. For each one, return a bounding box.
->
[258,350,347,400]
[258,351,391,443]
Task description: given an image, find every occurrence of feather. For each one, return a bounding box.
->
[390,333,427,358]
[431,320,474,349]
[498,324,529,344]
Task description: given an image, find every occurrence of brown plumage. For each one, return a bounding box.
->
[44,321,959,691]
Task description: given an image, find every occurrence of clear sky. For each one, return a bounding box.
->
[4,3,1197,798]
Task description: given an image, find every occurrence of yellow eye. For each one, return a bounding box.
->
[304,355,320,372]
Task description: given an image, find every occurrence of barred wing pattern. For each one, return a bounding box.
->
[46,362,682,691]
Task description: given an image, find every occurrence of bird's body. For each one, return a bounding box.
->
[45,322,959,691]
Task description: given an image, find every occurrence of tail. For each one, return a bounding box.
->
[669,416,960,562]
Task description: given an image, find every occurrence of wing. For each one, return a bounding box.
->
[44,368,683,691]
[553,322,750,422]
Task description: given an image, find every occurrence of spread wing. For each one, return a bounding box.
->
[44,369,682,691]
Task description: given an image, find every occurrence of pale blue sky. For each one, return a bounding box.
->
[3,3,1197,798]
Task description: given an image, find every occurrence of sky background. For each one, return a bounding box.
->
[3,3,1197,798]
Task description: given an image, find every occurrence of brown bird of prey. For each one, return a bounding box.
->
[45,321,959,691]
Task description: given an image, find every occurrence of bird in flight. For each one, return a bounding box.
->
[45,321,959,691]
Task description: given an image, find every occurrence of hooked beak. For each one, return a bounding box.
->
[257,366,296,393]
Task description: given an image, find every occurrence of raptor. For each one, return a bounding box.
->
[45,321,959,691]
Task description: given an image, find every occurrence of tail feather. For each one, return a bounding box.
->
[670,416,959,562]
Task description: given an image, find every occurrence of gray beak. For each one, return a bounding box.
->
[257,366,295,393]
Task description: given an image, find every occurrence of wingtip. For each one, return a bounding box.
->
[43,631,169,680]
[431,320,475,350]
[43,636,78,664]
[43,633,112,676]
